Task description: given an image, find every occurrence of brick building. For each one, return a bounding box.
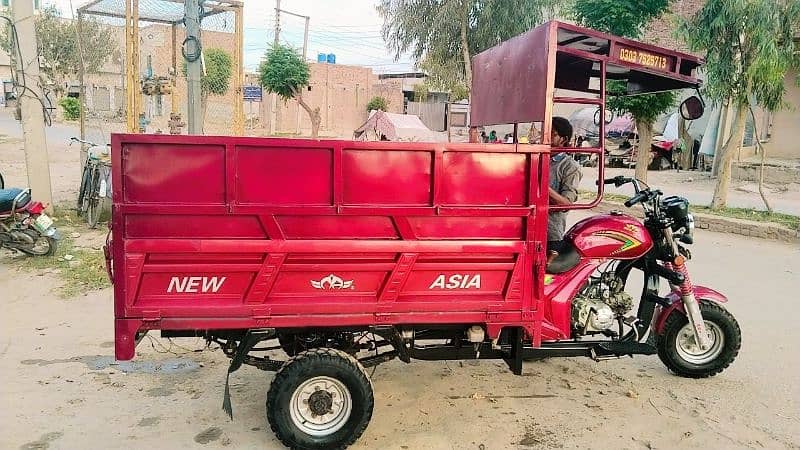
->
[252,62,406,138]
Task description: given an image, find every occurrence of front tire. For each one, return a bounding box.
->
[267,348,373,450]
[657,300,741,378]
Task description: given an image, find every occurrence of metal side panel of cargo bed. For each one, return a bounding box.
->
[110,134,553,359]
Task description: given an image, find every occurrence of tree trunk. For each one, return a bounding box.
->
[710,106,747,209]
[711,102,729,176]
[459,1,472,91]
[634,119,652,183]
[749,106,772,212]
[293,88,321,139]
[677,116,693,170]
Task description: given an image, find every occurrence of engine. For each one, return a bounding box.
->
[572,273,634,334]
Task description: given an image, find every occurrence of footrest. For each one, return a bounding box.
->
[598,341,657,356]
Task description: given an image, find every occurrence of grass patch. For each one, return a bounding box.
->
[8,202,110,298]
[579,190,629,203]
[691,206,799,231]
[12,236,110,298]
[580,190,800,231]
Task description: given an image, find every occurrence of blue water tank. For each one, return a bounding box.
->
[326,53,336,64]
[317,53,327,63]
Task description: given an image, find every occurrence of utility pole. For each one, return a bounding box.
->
[76,12,88,171]
[10,0,53,212]
[185,0,203,134]
[276,8,310,135]
[269,0,280,135]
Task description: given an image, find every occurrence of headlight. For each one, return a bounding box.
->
[678,213,695,245]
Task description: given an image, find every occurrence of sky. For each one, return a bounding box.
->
[45,0,416,73]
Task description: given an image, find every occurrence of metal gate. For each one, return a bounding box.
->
[407,101,446,131]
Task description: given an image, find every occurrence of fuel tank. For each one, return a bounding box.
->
[565,213,653,259]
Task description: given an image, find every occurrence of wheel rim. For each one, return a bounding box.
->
[289,376,352,437]
[28,236,52,255]
[675,321,725,365]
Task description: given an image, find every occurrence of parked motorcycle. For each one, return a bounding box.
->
[546,174,741,377]
[0,174,60,256]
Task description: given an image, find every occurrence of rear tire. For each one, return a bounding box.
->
[657,300,741,378]
[18,233,57,257]
[77,164,91,214]
[85,168,101,228]
[267,348,373,450]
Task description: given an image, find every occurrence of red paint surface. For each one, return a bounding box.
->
[567,214,653,259]
[654,286,728,334]
[111,135,553,359]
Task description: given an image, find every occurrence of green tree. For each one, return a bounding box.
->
[377,0,561,98]
[366,96,388,112]
[182,49,232,121]
[200,48,233,98]
[573,0,676,182]
[195,48,233,127]
[413,84,429,102]
[259,44,321,138]
[681,0,800,209]
[1,6,116,98]
[58,97,80,120]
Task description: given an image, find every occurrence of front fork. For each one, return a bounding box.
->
[662,229,712,351]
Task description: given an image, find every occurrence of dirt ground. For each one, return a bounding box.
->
[2,113,800,449]
[2,220,799,450]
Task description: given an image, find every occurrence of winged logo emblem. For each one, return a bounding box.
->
[311,274,354,290]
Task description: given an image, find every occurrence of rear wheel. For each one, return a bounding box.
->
[657,301,741,378]
[85,167,101,228]
[77,164,91,214]
[267,348,373,450]
[18,230,57,256]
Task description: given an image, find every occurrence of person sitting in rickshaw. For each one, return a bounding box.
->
[548,117,582,253]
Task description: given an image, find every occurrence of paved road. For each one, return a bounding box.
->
[0,108,119,143]
[1,218,798,449]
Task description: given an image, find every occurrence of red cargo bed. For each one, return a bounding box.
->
[111,135,553,360]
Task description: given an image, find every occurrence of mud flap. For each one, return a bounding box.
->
[222,330,274,419]
[503,328,524,375]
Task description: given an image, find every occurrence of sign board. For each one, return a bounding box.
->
[243,85,262,102]
[615,45,676,72]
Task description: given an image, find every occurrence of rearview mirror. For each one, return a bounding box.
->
[679,96,704,121]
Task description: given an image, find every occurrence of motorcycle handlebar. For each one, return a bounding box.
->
[603,176,633,187]
[624,192,648,207]
[70,137,106,147]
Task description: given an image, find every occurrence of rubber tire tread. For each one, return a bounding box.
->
[266,348,373,450]
[657,300,741,378]
[17,234,57,256]
[85,166,100,228]
[77,164,91,213]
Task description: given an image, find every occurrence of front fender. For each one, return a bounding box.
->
[654,286,728,335]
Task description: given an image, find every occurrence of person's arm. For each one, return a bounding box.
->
[549,160,582,206]
[549,186,573,205]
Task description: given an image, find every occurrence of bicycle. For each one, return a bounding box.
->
[72,137,111,228]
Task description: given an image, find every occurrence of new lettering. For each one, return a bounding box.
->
[167,276,227,293]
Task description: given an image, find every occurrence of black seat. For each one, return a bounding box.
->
[0,188,31,213]
[546,239,581,274]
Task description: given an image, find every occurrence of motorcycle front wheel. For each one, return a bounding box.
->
[657,300,741,378]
